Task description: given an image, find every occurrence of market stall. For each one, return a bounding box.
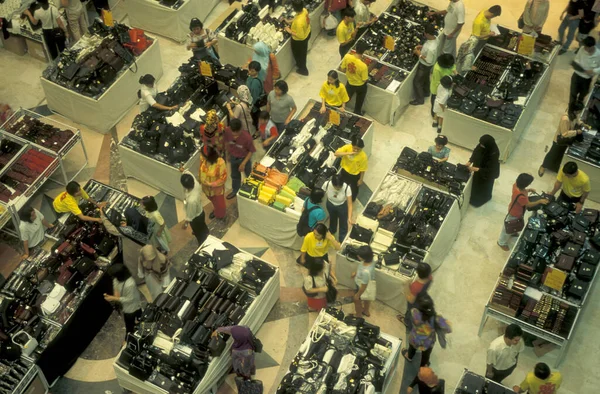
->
[1,359,50,394]
[113,235,280,394]
[237,99,374,249]
[442,28,559,162]
[454,369,514,393]
[276,309,401,393]
[125,0,221,43]
[478,207,599,367]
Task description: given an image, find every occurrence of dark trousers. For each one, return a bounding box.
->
[346,82,368,115]
[42,28,66,60]
[558,191,581,210]
[430,94,437,118]
[491,364,517,383]
[190,211,209,245]
[123,309,142,337]
[291,33,311,72]
[230,156,252,193]
[339,41,354,58]
[569,73,592,112]
[407,344,433,367]
[274,122,286,133]
[327,200,349,242]
[340,169,360,202]
[413,63,433,103]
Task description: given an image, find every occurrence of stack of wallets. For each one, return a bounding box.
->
[516,264,534,283]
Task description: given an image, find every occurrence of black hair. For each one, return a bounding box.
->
[355,40,368,55]
[327,70,340,88]
[516,173,534,189]
[248,61,261,72]
[308,258,325,276]
[489,5,502,16]
[189,18,203,30]
[331,173,344,188]
[534,363,551,380]
[342,7,356,18]
[309,188,325,204]
[437,54,455,69]
[584,36,597,48]
[434,135,448,146]
[139,74,155,86]
[416,263,431,279]
[107,263,132,282]
[19,207,35,224]
[416,294,436,322]
[505,323,523,339]
[357,245,374,263]
[424,24,436,37]
[38,0,49,9]
[291,0,304,13]
[142,196,158,212]
[568,101,585,121]
[440,75,453,89]
[202,145,219,164]
[274,80,289,94]
[351,135,365,149]
[563,161,578,175]
[180,173,195,190]
[66,181,81,196]
[230,118,242,132]
[259,111,270,120]
[314,223,328,236]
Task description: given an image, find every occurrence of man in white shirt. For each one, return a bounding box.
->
[430,0,465,58]
[486,324,525,383]
[410,24,438,106]
[569,36,600,114]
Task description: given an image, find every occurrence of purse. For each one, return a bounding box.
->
[325,276,337,304]
[504,193,525,235]
[50,8,66,41]
[207,334,227,357]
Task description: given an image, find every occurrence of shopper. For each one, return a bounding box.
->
[568,37,600,112]
[299,223,340,281]
[539,102,585,176]
[53,181,104,223]
[60,0,87,43]
[246,62,265,133]
[456,35,479,74]
[186,18,219,62]
[521,0,550,35]
[180,170,209,245]
[402,295,451,367]
[257,111,279,150]
[303,258,329,311]
[138,245,171,301]
[303,188,327,230]
[199,146,227,219]
[224,118,255,199]
[407,366,446,394]
[410,25,438,106]
[226,86,254,135]
[558,0,585,55]
[432,76,452,133]
[472,5,502,54]
[137,74,178,113]
[266,80,297,133]
[286,0,311,76]
[200,109,225,157]
[337,8,357,58]
[19,207,53,260]
[212,326,256,379]
[399,263,433,329]
[141,195,172,253]
[320,70,350,113]
[467,134,500,207]
[340,40,369,115]
[335,135,368,201]
[497,174,549,251]
[351,245,375,318]
[354,0,378,39]
[251,42,279,92]
[324,174,353,242]
[431,0,465,58]
[24,0,67,60]
[547,161,591,213]
[486,324,524,383]
[428,135,451,162]
[430,54,456,119]
[325,0,348,32]
[104,264,142,339]
[577,2,597,47]
[513,363,562,394]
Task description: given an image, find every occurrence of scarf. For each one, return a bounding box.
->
[203,109,220,138]
[252,42,269,82]
[237,85,253,105]
[231,325,254,351]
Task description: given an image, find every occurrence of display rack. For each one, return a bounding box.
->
[454,369,514,393]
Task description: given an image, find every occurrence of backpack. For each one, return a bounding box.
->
[296,201,320,236]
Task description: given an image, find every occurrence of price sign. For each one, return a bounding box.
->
[543,267,567,291]
[200,61,213,77]
[384,35,395,51]
[329,110,341,126]
[517,34,536,56]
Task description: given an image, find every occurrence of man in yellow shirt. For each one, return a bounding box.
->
[340,41,369,115]
[513,363,562,394]
[53,181,104,222]
[548,161,591,213]
[337,8,356,58]
[472,5,502,53]
[335,135,368,201]
[286,0,311,75]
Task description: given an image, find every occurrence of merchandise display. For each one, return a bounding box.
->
[487,26,558,64]
[1,0,43,41]
[454,369,514,394]
[0,358,48,394]
[339,50,409,92]
[3,114,75,154]
[276,308,401,393]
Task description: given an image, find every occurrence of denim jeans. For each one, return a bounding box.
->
[327,200,349,242]
[498,215,518,246]
[230,156,251,193]
[558,17,580,50]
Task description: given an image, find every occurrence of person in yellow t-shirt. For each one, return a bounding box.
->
[299,223,340,283]
[335,136,368,201]
[286,0,311,75]
[337,8,356,58]
[53,181,104,222]
[472,5,502,53]
[548,161,591,213]
[320,70,350,112]
[513,363,562,394]
[340,41,369,115]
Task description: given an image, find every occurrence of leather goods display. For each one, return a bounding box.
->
[4,114,75,153]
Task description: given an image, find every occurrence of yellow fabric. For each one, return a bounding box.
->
[341,54,368,86]
[261,185,277,196]
[557,169,591,198]
[336,20,355,44]
[472,11,490,38]
[301,232,331,257]
[291,9,311,41]
[337,144,368,175]
[319,82,350,107]
[53,189,90,215]
[282,186,296,196]
[519,371,562,394]
[275,195,293,206]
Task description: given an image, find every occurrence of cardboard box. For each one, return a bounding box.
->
[25,38,48,62]
[1,34,27,56]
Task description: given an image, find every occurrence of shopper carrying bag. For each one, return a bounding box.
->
[302,258,330,311]
[351,245,375,318]
[24,0,68,60]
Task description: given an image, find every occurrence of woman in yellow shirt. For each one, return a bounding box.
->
[319,70,350,113]
[199,146,228,219]
[286,0,311,76]
[335,135,368,201]
[299,223,340,284]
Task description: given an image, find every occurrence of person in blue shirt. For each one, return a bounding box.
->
[304,188,326,229]
[428,135,451,162]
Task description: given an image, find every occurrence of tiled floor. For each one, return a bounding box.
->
[1,0,600,393]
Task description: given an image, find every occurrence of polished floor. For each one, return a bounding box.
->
[1,0,599,393]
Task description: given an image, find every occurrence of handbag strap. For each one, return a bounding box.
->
[505,193,525,221]
[50,7,56,29]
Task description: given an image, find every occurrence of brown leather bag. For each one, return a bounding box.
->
[504,194,526,235]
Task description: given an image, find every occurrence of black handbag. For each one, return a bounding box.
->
[207,334,227,356]
[50,8,66,41]
[325,276,337,304]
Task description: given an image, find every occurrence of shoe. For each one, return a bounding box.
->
[226,192,237,200]
[497,242,510,252]
[437,127,442,134]
[432,121,438,128]
[409,100,424,106]
[559,48,567,55]
[538,166,545,177]
[209,212,215,219]
[296,68,309,76]
[401,348,413,362]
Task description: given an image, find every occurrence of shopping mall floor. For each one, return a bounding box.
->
[1,0,599,393]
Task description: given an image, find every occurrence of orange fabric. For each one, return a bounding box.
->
[200,158,227,197]
[264,54,280,93]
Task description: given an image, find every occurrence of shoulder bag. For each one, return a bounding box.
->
[325,276,337,303]
[50,8,66,41]
[433,316,448,349]
[504,193,525,235]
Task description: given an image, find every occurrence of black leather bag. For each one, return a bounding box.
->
[191,325,212,346]
[168,146,188,164]
[207,334,227,356]
[129,356,153,380]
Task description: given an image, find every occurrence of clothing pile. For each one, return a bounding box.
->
[3,114,75,153]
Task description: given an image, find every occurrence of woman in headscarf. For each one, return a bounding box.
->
[250,42,280,93]
[199,146,227,219]
[521,0,550,34]
[455,36,479,74]
[213,325,256,379]
[200,109,225,157]
[179,169,209,244]
[226,86,254,134]
[137,245,171,301]
[467,134,501,207]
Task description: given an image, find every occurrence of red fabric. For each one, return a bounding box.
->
[208,195,226,219]
[224,128,256,159]
[508,183,529,218]
[307,297,327,311]
[326,0,347,12]
[409,276,433,296]
[259,123,279,140]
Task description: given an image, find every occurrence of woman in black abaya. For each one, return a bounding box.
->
[468,135,500,207]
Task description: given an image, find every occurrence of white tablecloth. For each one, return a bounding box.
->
[40,39,163,134]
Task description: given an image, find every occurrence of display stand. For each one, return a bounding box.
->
[125,0,221,43]
[40,38,163,134]
[12,361,50,394]
[454,369,514,393]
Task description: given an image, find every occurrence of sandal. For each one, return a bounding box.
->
[363,312,371,317]
[401,348,413,362]
[538,166,545,177]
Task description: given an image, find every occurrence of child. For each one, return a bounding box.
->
[258,111,279,150]
[186,18,220,63]
[428,135,451,162]
[433,76,453,133]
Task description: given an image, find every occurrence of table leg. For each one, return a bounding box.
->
[478,308,489,336]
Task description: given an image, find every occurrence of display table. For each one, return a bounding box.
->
[454,369,514,393]
[40,38,163,134]
[126,0,221,43]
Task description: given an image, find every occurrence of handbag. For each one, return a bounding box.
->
[207,334,226,357]
[504,193,525,235]
[434,317,448,349]
[518,13,524,29]
[50,8,66,41]
[325,276,337,304]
